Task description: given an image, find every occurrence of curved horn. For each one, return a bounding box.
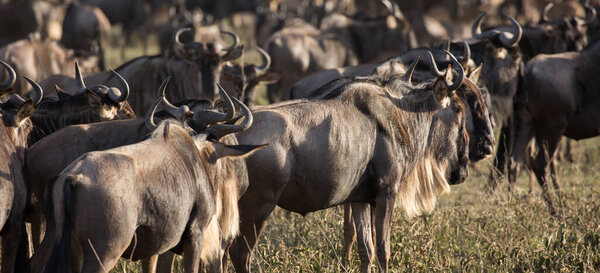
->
[6,94,27,107]
[499,14,522,48]
[584,4,597,24]
[205,97,253,140]
[157,77,190,120]
[75,62,86,91]
[220,30,239,51]
[255,46,271,74]
[402,56,419,85]
[0,60,16,91]
[443,50,465,91]
[460,40,471,70]
[541,2,554,23]
[381,0,394,15]
[471,12,487,39]
[23,76,43,105]
[174,27,191,48]
[427,51,444,77]
[107,69,129,102]
[145,94,163,131]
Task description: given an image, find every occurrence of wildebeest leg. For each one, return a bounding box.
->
[206,239,231,273]
[374,194,395,273]
[351,202,374,273]
[30,211,45,249]
[549,160,567,207]
[563,139,574,163]
[508,109,533,193]
[341,203,356,271]
[531,134,563,216]
[489,123,511,190]
[155,251,175,273]
[141,255,158,273]
[229,202,277,273]
[1,220,27,273]
[182,234,204,273]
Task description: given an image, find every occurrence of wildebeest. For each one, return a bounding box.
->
[24,80,233,273]
[60,2,112,71]
[221,55,477,273]
[0,60,43,273]
[518,2,596,61]
[219,46,280,106]
[29,62,134,142]
[264,0,417,101]
[41,91,263,273]
[508,40,600,215]
[37,27,243,116]
[0,0,63,47]
[0,35,101,97]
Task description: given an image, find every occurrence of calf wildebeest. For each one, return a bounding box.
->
[0,61,43,273]
[0,35,101,97]
[222,54,479,273]
[60,2,112,71]
[42,91,263,273]
[37,27,243,116]
[264,0,417,102]
[508,40,600,215]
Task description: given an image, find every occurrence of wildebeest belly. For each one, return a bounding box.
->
[564,107,600,140]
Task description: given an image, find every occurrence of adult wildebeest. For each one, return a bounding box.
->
[42,91,263,273]
[0,0,63,47]
[518,2,596,62]
[60,2,112,71]
[0,61,43,273]
[24,80,233,273]
[26,62,135,146]
[508,40,600,215]
[264,0,417,101]
[464,12,525,189]
[219,46,280,107]
[222,54,478,273]
[0,35,101,96]
[37,27,243,116]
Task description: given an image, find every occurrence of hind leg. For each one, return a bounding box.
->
[351,203,374,273]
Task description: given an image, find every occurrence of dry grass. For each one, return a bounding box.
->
[102,26,600,273]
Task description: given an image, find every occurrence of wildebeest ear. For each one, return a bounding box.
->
[468,64,482,84]
[85,89,102,103]
[213,143,268,160]
[221,45,244,61]
[16,99,34,122]
[433,77,450,103]
[257,71,281,84]
[444,64,453,82]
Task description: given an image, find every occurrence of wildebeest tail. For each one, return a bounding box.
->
[43,175,76,273]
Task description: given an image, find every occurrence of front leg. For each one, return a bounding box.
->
[351,202,374,273]
[374,193,396,273]
[341,203,356,271]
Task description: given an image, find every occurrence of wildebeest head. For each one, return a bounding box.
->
[172,27,243,99]
[0,62,41,128]
[424,51,470,185]
[63,61,132,121]
[470,12,523,121]
[220,46,280,106]
[534,2,596,53]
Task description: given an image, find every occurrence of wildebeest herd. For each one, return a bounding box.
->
[0,0,599,272]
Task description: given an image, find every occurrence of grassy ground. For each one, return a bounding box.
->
[103,27,600,273]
